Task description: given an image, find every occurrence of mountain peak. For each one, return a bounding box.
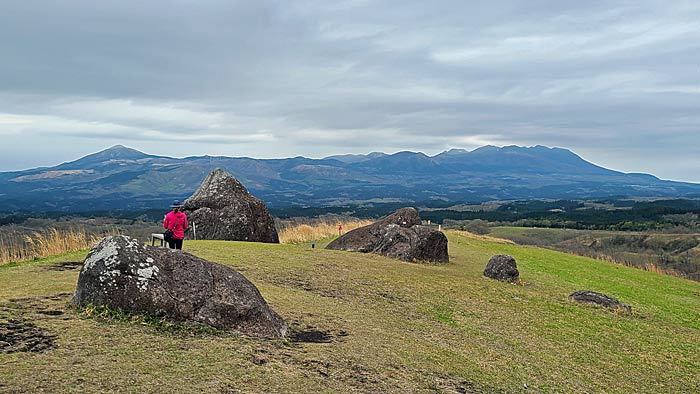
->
[102,144,146,156]
[433,148,469,158]
[470,145,500,153]
[60,145,152,169]
[323,151,388,163]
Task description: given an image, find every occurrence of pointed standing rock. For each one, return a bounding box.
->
[182,168,279,243]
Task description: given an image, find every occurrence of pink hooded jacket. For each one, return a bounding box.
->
[163,211,188,240]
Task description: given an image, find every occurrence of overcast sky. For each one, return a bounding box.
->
[1,1,699,181]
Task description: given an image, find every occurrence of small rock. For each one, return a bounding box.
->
[569,290,632,313]
[483,254,519,282]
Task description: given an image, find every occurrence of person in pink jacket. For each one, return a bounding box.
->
[163,200,189,249]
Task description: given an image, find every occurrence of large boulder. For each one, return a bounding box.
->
[182,168,279,243]
[483,254,520,282]
[569,290,632,313]
[325,208,448,263]
[73,235,287,337]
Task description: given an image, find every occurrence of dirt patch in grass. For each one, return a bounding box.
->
[262,271,411,306]
[0,292,72,327]
[431,374,492,394]
[289,325,349,344]
[36,309,65,316]
[8,292,73,304]
[375,291,407,302]
[0,292,71,353]
[262,273,356,299]
[290,329,333,343]
[282,356,386,388]
[44,261,83,271]
[217,383,241,393]
[0,318,57,353]
[283,357,487,393]
[5,292,72,318]
[296,358,334,377]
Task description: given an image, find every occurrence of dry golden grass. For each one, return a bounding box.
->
[0,228,111,265]
[570,251,681,278]
[640,261,684,277]
[453,230,516,245]
[278,219,374,244]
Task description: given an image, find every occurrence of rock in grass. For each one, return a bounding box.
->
[325,207,449,263]
[73,235,287,337]
[182,168,279,243]
[483,254,519,282]
[569,290,632,313]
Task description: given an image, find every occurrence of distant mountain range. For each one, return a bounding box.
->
[1,144,699,212]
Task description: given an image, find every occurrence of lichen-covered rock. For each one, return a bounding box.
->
[569,290,632,313]
[325,207,448,263]
[483,254,519,282]
[73,235,287,337]
[182,168,279,243]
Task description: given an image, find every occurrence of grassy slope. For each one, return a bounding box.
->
[1,232,698,393]
[489,226,700,280]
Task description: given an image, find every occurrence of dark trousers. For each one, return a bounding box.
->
[168,238,183,250]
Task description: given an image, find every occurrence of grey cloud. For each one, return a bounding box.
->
[1,1,699,181]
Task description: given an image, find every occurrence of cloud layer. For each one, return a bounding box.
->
[1,1,699,181]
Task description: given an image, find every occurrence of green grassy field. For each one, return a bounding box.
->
[1,232,699,393]
[490,226,700,281]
